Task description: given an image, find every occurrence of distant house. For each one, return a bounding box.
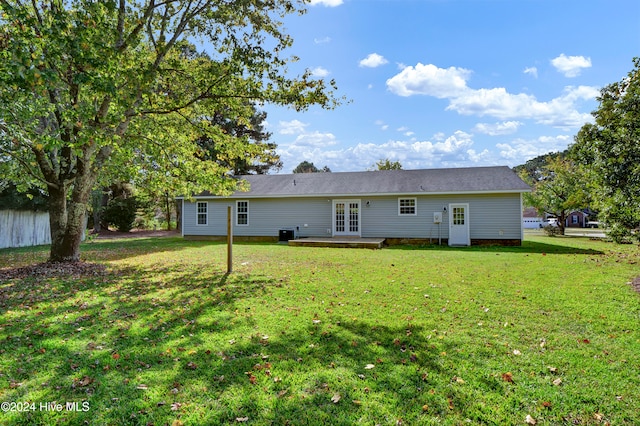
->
[565,210,590,228]
[522,207,545,229]
[179,166,531,246]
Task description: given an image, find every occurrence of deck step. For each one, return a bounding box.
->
[287,237,385,249]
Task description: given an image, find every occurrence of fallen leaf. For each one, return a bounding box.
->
[77,376,93,387]
[331,393,341,403]
[542,401,552,408]
[364,364,375,370]
[513,349,522,356]
[525,414,537,425]
[236,417,249,422]
[136,384,149,390]
[171,420,184,426]
[501,372,514,383]
[552,378,562,386]
[186,361,197,370]
[548,366,558,373]
[171,402,182,411]
[452,376,465,384]
[112,353,120,360]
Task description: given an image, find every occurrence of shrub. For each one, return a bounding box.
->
[103,197,138,232]
[543,224,561,237]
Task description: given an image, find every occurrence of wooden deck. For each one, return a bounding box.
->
[287,237,386,249]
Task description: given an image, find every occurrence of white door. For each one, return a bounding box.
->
[449,203,470,246]
[333,200,361,236]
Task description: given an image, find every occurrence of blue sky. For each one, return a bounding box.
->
[260,0,640,173]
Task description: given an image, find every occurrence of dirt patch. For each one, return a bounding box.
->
[0,261,108,282]
[631,276,640,294]
[91,229,180,239]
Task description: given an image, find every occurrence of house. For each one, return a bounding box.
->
[179,166,531,246]
[565,210,590,228]
[522,207,545,229]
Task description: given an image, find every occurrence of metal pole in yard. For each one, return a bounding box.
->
[227,205,233,273]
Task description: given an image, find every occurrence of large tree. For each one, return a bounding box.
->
[0,0,340,262]
[196,102,282,175]
[292,160,330,173]
[512,151,566,184]
[519,157,591,236]
[371,158,402,170]
[571,57,640,242]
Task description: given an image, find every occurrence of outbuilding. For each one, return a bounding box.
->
[179,166,531,246]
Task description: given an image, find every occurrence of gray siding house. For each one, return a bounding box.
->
[180,166,531,246]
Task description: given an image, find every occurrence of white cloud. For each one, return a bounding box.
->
[473,121,522,136]
[311,66,330,77]
[314,36,332,44]
[387,63,599,129]
[293,131,338,147]
[278,130,486,172]
[386,63,472,98]
[375,120,388,130]
[309,0,343,6]
[278,120,308,135]
[496,134,572,161]
[551,54,592,77]
[524,66,538,78]
[359,53,389,68]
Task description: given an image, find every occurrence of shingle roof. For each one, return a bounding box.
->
[198,166,530,198]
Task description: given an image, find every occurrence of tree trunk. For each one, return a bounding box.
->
[48,174,93,263]
[164,191,172,231]
[558,212,567,236]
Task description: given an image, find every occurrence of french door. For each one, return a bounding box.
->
[333,199,361,236]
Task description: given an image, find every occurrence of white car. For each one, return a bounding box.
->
[546,218,559,227]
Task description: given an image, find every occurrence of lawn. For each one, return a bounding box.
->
[0,235,639,425]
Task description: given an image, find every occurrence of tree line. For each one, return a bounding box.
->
[515,57,640,243]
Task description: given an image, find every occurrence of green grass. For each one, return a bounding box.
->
[0,236,639,425]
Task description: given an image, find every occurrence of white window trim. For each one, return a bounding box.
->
[196,201,208,226]
[398,197,417,216]
[236,200,249,226]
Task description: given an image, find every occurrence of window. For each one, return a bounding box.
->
[196,202,208,225]
[453,207,465,225]
[398,198,417,215]
[236,201,249,226]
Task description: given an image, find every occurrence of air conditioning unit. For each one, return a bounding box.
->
[278,228,297,241]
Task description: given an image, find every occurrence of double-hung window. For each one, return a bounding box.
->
[398,198,417,216]
[236,201,249,226]
[196,202,208,225]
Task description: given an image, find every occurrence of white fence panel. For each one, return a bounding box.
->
[0,210,51,249]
